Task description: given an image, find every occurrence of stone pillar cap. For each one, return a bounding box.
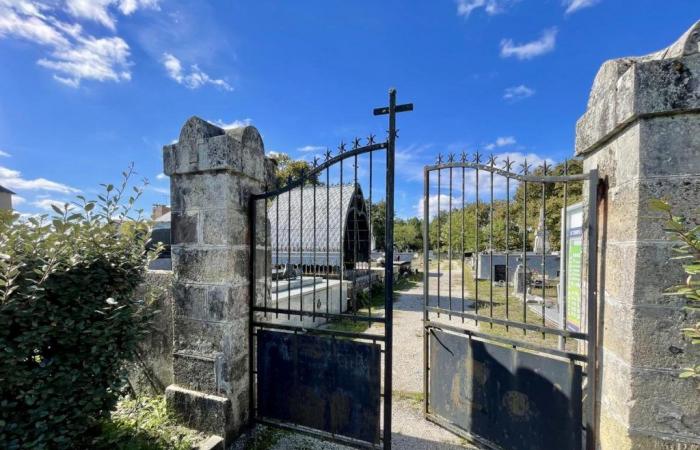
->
[164,116,266,180]
[575,20,700,156]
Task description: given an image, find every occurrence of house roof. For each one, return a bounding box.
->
[268,183,367,254]
[0,185,15,195]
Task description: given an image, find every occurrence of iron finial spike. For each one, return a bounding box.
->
[488,154,497,166]
[460,151,467,163]
[448,153,455,163]
[503,155,514,172]
[338,141,346,153]
[367,133,376,145]
[353,137,361,149]
[324,148,332,161]
[473,151,482,164]
[313,156,319,167]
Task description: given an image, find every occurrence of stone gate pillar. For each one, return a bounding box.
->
[576,22,700,449]
[162,117,272,444]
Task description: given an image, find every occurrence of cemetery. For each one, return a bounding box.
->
[0,3,698,450]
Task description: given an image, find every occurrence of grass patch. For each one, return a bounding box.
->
[234,425,286,450]
[93,396,203,450]
[394,390,425,406]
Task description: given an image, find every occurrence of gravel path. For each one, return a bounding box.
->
[233,270,481,449]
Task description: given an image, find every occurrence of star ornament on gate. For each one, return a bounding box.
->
[367,134,376,146]
[488,154,497,167]
[539,160,550,175]
[503,156,515,172]
[338,141,347,154]
[520,159,532,174]
[352,137,361,149]
[460,152,468,163]
[324,148,332,161]
[473,151,482,165]
[447,153,455,163]
[436,153,443,164]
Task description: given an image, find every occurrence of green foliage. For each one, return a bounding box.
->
[427,159,582,253]
[94,396,200,450]
[0,166,162,449]
[371,200,387,251]
[394,217,422,251]
[650,199,700,382]
[272,153,319,187]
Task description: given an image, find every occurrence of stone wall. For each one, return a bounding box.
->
[577,21,700,449]
[128,270,174,395]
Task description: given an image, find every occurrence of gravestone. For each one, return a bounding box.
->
[576,21,700,449]
[513,263,532,295]
[162,117,274,444]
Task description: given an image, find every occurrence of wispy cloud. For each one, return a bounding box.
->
[503,85,535,101]
[484,136,516,150]
[65,0,160,31]
[500,28,557,60]
[211,118,252,129]
[0,0,146,87]
[0,150,10,157]
[32,198,72,212]
[564,0,600,14]
[0,166,79,194]
[456,0,511,18]
[298,145,325,153]
[162,53,232,91]
[155,172,167,180]
[13,195,25,206]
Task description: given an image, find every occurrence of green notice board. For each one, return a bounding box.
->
[564,205,584,331]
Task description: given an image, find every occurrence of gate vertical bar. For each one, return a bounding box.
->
[585,169,599,450]
[423,167,430,416]
[383,88,396,449]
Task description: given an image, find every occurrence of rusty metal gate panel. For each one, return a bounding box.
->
[249,89,413,449]
[422,155,598,450]
[428,328,582,450]
[257,330,381,444]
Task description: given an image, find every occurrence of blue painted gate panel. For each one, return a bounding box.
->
[257,330,381,444]
[429,329,583,450]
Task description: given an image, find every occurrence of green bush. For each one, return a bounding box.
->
[0,167,161,449]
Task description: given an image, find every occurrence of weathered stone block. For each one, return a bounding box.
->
[171,246,249,285]
[165,385,233,440]
[173,352,221,394]
[172,211,199,244]
[173,317,246,357]
[173,283,208,320]
[201,208,247,245]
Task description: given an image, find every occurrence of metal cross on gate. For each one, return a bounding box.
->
[372,89,413,449]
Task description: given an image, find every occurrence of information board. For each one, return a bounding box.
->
[563,204,584,331]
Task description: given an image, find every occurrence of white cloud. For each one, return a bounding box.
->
[0,1,139,86]
[65,0,160,31]
[503,85,535,101]
[500,28,557,60]
[212,118,252,129]
[564,0,600,14]
[0,150,10,157]
[456,0,508,18]
[162,53,232,91]
[32,198,72,212]
[298,145,325,153]
[155,172,167,180]
[416,194,460,218]
[485,136,516,150]
[0,165,79,194]
[150,186,169,195]
[12,195,25,205]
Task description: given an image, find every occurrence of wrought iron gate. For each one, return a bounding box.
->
[249,89,412,449]
[422,155,598,450]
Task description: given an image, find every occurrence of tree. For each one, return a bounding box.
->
[272,153,319,186]
[394,217,423,251]
[370,200,386,251]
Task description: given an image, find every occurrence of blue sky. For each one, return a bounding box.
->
[0,0,697,219]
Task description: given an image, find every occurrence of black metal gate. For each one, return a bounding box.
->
[249,89,412,449]
[422,155,598,450]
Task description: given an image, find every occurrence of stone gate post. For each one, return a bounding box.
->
[576,22,700,449]
[162,117,272,444]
